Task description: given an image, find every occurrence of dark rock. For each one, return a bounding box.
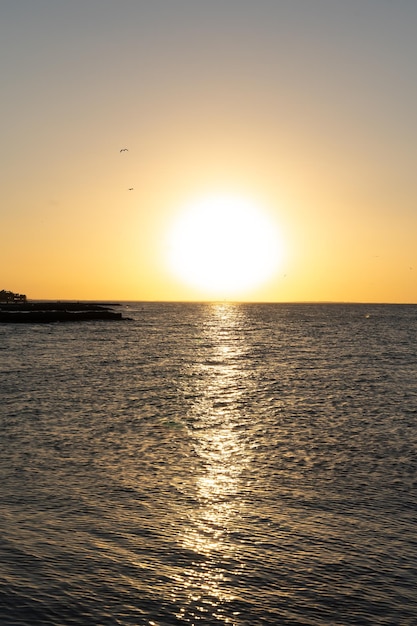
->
[0,302,127,323]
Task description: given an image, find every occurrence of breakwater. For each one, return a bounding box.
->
[0,301,126,323]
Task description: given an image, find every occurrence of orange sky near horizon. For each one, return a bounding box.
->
[1,1,416,303]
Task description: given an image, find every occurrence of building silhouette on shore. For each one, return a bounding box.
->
[0,289,27,303]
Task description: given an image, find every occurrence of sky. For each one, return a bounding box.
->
[1,0,416,303]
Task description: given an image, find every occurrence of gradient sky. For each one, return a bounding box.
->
[1,0,416,302]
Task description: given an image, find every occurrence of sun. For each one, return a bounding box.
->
[167,193,284,298]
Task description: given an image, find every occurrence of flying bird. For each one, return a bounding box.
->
[120,148,128,152]
[128,188,134,191]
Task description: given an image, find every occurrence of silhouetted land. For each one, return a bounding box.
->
[0,302,127,323]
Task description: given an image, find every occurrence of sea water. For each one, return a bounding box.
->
[1,302,416,625]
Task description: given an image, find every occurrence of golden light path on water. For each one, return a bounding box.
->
[172,304,253,624]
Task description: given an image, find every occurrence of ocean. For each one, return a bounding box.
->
[1,302,417,625]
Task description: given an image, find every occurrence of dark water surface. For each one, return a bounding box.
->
[1,303,417,625]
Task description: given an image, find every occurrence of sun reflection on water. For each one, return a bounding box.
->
[173,303,251,624]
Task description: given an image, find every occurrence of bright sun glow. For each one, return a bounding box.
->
[167,193,284,298]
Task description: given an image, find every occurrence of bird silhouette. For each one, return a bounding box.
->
[120,148,128,152]
[128,188,134,191]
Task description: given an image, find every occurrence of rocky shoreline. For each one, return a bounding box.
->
[0,302,128,323]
